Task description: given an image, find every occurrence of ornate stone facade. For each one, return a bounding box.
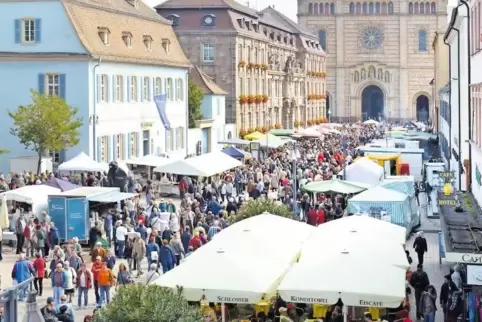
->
[156,1,326,131]
[298,0,448,121]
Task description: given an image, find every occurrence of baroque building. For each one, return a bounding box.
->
[156,0,326,131]
[298,0,447,121]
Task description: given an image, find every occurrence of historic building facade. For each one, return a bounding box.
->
[156,1,326,132]
[298,0,447,121]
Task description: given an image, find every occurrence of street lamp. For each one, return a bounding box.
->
[290,142,300,219]
[328,110,332,123]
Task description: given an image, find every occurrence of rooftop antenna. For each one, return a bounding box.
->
[245,0,258,10]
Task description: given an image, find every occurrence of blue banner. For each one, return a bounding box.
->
[154,94,170,130]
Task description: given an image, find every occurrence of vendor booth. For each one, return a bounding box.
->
[302,179,372,195]
[366,153,402,178]
[48,187,137,242]
[339,157,384,186]
[347,186,411,232]
[153,151,242,176]
[381,176,420,231]
[2,185,61,217]
[58,152,107,172]
[222,147,250,159]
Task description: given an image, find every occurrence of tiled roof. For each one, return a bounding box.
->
[155,0,259,17]
[260,6,316,39]
[190,66,227,95]
[62,0,191,67]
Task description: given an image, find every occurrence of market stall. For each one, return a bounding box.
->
[347,186,411,231]
[2,185,61,216]
[366,153,402,177]
[244,131,264,140]
[45,178,79,191]
[338,157,384,186]
[302,178,372,195]
[125,155,172,168]
[217,138,250,145]
[222,147,250,159]
[58,152,107,172]
[153,151,242,176]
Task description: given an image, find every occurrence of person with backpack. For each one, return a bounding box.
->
[410,264,430,319]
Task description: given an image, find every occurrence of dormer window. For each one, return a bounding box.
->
[122,31,133,48]
[237,18,245,28]
[306,40,310,46]
[277,34,281,42]
[202,14,216,26]
[143,35,153,50]
[245,21,251,30]
[253,23,259,32]
[269,32,274,40]
[97,27,110,45]
[166,14,179,27]
[263,28,268,36]
[126,0,138,8]
[284,36,288,44]
[162,38,170,53]
[290,38,294,46]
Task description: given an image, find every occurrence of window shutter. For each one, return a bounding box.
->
[107,136,113,161]
[38,74,45,94]
[123,134,128,160]
[112,135,118,160]
[14,19,21,43]
[96,75,101,103]
[140,78,144,102]
[59,74,66,99]
[137,76,142,101]
[107,75,113,102]
[127,76,131,102]
[96,137,102,162]
[35,19,41,43]
[137,132,142,157]
[127,133,132,159]
[112,75,116,102]
[152,77,156,97]
[147,78,151,101]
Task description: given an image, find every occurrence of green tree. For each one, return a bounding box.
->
[8,90,82,174]
[93,285,203,322]
[188,78,204,128]
[227,197,294,224]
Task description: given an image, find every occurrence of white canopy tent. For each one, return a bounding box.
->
[58,152,106,172]
[339,157,384,186]
[299,234,409,269]
[154,244,291,303]
[153,151,242,176]
[364,119,380,125]
[313,215,407,245]
[3,185,60,204]
[278,259,406,307]
[125,155,172,167]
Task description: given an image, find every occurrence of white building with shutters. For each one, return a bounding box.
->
[0,0,191,173]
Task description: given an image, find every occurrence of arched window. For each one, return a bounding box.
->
[369,2,374,13]
[409,2,413,13]
[414,2,419,13]
[431,2,436,12]
[330,3,335,14]
[388,2,393,13]
[356,2,362,13]
[378,69,383,80]
[319,30,327,50]
[308,2,313,13]
[381,2,387,13]
[362,2,368,13]
[420,3,425,13]
[385,71,390,83]
[368,66,375,78]
[354,71,360,82]
[314,3,319,14]
[361,68,366,80]
[349,2,355,14]
[320,2,325,14]
[419,30,427,51]
[375,2,381,13]
[425,2,430,12]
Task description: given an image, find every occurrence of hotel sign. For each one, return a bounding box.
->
[445,252,482,263]
[437,171,456,206]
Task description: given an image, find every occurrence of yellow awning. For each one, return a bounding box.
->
[367,153,401,161]
[245,131,264,140]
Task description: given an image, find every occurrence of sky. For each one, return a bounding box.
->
[144,0,298,21]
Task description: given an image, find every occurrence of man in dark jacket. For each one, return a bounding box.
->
[440,274,458,321]
[410,264,430,319]
[413,231,428,265]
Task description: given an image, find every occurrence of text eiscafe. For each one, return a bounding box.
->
[216,296,249,303]
[290,296,328,304]
[360,300,383,307]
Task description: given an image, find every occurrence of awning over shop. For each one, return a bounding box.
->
[88,192,138,203]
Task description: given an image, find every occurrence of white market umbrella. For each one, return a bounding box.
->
[125,155,172,167]
[316,214,407,245]
[278,259,406,308]
[299,235,409,269]
[58,152,107,172]
[155,245,290,303]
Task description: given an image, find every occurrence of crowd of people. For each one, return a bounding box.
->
[2,121,459,322]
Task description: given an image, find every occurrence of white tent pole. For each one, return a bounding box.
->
[221,303,226,322]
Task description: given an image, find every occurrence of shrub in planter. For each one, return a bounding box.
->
[247,95,255,104]
[247,127,255,134]
[255,94,263,104]
[239,94,247,104]
[261,63,269,70]
[262,94,269,103]
[248,62,255,69]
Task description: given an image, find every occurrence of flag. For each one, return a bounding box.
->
[154,94,170,130]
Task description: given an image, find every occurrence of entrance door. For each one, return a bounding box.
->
[416,95,429,122]
[66,198,88,241]
[361,85,384,121]
[143,130,150,156]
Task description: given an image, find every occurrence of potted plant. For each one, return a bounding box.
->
[239,60,246,67]
[262,94,269,103]
[239,128,247,138]
[247,95,255,104]
[248,62,255,69]
[255,94,263,104]
[294,120,302,128]
[247,127,255,134]
[307,120,313,126]
[254,63,261,69]
[261,63,269,70]
[307,95,313,101]
[239,94,247,105]
[275,123,282,129]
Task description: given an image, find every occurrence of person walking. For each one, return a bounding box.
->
[97,261,115,307]
[32,253,46,296]
[132,236,146,277]
[76,263,92,309]
[90,256,103,306]
[15,213,26,254]
[413,231,428,265]
[50,263,67,305]
[419,285,437,322]
[62,261,77,303]
[11,254,34,301]
[410,264,430,320]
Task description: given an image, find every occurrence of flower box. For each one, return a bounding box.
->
[239,95,247,104]
[262,94,269,103]
[255,94,263,104]
[294,120,302,127]
[239,129,247,138]
[247,95,255,104]
[307,120,313,125]
[261,63,268,70]
[239,60,246,67]
[254,63,261,69]
[274,124,282,129]
[247,127,255,134]
[248,62,255,69]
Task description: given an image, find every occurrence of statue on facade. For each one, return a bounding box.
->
[268,53,279,70]
[107,161,128,192]
[284,55,294,73]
